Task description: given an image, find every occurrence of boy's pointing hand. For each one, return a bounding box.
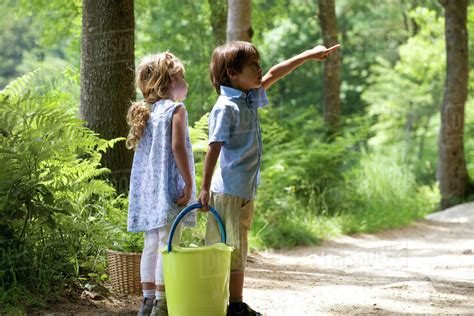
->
[307,44,340,61]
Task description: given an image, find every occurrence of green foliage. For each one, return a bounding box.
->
[135,0,217,123]
[0,71,123,311]
[259,107,368,213]
[252,107,365,248]
[466,99,474,182]
[177,112,210,248]
[254,141,440,249]
[0,1,82,91]
[180,212,209,248]
[252,103,440,249]
[362,7,445,185]
[7,0,82,63]
[247,5,446,250]
[0,4,37,89]
[98,194,144,254]
[189,112,209,190]
[254,0,324,112]
[466,6,474,184]
[343,152,439,233]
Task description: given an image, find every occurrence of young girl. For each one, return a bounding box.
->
[126,52,196,316]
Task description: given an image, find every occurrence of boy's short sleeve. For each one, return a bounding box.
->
[250,86,269,109]
[208,106,233,145]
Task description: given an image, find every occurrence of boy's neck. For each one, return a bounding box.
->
[227,80,250,94]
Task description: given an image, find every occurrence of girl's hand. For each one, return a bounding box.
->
[307,44,340,61]
[176,184,192,206]
[198,189,210,212]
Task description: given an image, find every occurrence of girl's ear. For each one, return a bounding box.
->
[226,68,239,80]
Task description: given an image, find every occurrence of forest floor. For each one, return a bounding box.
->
[31,203,474,315]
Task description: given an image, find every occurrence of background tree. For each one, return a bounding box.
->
[227,0,253,42]
[318,0,342,138]
[438,0,471,208]
[208,0,228,45]
[80,0,135,192]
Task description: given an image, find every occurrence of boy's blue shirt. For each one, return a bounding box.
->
[208,85,269,200]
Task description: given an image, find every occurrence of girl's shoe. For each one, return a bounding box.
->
[150,298,168,316]
[137,297,154,316]
[227,302,263,316]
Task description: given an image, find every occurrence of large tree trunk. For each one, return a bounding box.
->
[208,0,227,45]
[227,0,252,42]
[318,0,342,138]
[80,0,135,193]
[438,0,470,209]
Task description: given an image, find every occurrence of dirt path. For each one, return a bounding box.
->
[36,203,474,315]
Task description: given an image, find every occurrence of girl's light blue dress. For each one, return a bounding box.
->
[127,99,196,232]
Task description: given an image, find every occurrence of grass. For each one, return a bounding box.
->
[249,153,440,250]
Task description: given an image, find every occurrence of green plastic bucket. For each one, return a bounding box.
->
[161,203,233,316]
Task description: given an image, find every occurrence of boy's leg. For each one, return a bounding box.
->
[205,193,255,301]
[229,271,244,301]
[230,198,254,301]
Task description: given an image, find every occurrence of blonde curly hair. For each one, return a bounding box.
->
[126,52,185,150]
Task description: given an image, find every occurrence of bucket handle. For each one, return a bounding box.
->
[167,203,226,253]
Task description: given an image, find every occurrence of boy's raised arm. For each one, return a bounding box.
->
[261,44,340,91]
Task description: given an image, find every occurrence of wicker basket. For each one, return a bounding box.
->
[106,249,142,294]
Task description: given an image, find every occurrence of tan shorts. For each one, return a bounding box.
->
[205,192,255,271]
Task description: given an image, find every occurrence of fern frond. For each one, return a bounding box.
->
[1,69,42,102]
[189,112,209,153]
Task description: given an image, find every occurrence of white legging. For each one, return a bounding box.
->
[140,223,182,285]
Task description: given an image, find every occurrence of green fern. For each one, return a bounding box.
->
[0,70,125,306]
[1,69,42,102]
[189,112,209,153]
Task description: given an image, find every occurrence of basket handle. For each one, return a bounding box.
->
[166,203,226,253]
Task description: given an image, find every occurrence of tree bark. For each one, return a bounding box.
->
[318,0,342,139]
[438,0,470,209]
[227,0,253,42]
[80,0,135,193]
[208,0,227,45]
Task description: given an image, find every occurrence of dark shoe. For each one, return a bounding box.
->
[150,298,168,316]
[227,302,263,316]
[137,297,154,316]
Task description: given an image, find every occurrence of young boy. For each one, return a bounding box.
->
[198,41,340,316]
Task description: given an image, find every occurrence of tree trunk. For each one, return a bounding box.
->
[208,0,227,45]
[80,0,135,193]
[227,0,253,42]
[318,0,342,139]
[438,0,470,209]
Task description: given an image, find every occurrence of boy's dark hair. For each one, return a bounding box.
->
[209,41,260,94]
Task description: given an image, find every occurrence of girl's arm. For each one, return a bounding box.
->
[198,142,223,210]
[172,105,193,205]
[261,44,340,91]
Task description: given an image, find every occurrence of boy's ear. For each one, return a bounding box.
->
[226,68,239,80]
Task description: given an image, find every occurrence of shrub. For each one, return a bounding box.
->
[0,70,122,311]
